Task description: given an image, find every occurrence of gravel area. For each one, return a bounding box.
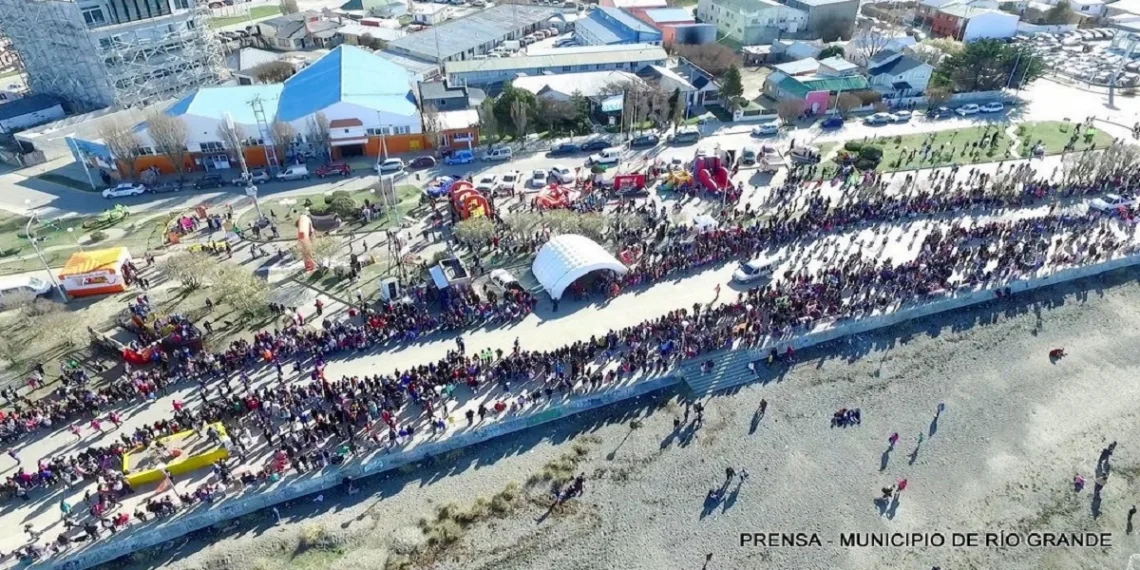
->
[115,265,1140,570]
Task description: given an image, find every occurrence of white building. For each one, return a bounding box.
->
[865,49,934,97]
[0,94,64,134]
[697,0,806,44]
[513,70,644,101]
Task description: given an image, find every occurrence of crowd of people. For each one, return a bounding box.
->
[5,146,1140,563]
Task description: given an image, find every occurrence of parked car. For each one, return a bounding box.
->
[194,174,226,189]
[474,174,499,192]
[580,139,610,152]
[444,150,475,165]
[956,104,980,116]
[926,106,952,119]
[102,183,147,198]
[751,123,779,137]
[588,147,623,166]
[550,165,575,184]
[489,269,525,294]
[529,169,548,189]
[820,115,845,129]
[149,181,184,193]
[980,102,1005,113]
[732,257,778,284]
[498,170,521,194]
[629,133,659,148]
[547,143,581,157]
[864,112,893,125]
[482,145,513,161]
[275,165,310,181]
[375,158,404,174]
[232,169,270,185]
[315,163,351,178]
[892,110,912,122]
[410,156,437,169]
[670,127,701,145]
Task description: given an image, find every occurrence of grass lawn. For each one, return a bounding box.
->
[209,5,280,28]
[237,185,422,243]
[1015,121,1115,155]
[858,125,1014,172]
[0,210,170,275]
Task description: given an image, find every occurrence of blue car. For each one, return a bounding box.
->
[444,149,475,165]
[821,116,845,129]
[547,143,581,157]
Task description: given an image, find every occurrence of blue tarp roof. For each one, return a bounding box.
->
[277,44,417,121]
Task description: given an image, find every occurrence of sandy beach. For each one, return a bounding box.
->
[105,260,1140,570]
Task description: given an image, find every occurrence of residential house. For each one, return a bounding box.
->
[771,57,820,75]
[764,71,871,113]
[865,49,934,97]
[770,38,825,60]
[338,22,406,49]
[844,31,916,65]
[697,0,807,45]
[817,55,858,75]
[779,0,860,40]
[256,12,342,51]
[338,0,408,18]
[418,80,486,111]
[931,5,1018,41]
[577,7,664,46]
[915,0,997,25]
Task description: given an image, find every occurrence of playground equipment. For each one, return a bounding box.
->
[660,170,693,192]
[610,173,647,196]
[535,185,576,209]
[693,147,731,194]
[450,181,493,219]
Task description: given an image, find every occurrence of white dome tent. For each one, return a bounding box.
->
[531,234,628,300]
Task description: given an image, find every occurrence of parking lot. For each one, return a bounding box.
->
[1016,27,1139,87]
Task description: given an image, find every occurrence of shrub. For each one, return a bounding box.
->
[858,145,884,163]
[843,141,864,152]
[855,158,879,171]
[322,191,358,218]
[89,230,108,242]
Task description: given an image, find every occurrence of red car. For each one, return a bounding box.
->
[315,163,351,178]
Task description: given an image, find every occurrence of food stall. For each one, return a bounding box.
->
[58,247,132,297]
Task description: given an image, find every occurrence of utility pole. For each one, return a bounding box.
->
[24,201,67,303]
[226,112,263,219]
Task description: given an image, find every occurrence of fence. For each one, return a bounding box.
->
[882,90,1010,109]
[1017,22,1078,34]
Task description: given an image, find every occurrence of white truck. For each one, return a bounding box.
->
[741,144,787,173]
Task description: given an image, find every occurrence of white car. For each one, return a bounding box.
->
[488,269,524,293]
[498,170,520,194]
[864,112,894,125]
[980,102,1005,113]
[375,158,404,174]
[751,123,779,136]
[1089,193,1135,212]
[731,257,778,284]
[956,104,980,116]
[475,174,499,193]
[550,165,575,184]
[892,110,912,122]
[529,169,548,189]
[102,183,147,198]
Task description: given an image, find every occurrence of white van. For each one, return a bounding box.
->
[275,165,310,181]
[0,276,52,303]
[588,146,622,165]
[483,145,513,161]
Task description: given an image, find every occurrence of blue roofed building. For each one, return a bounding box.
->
[576,7,664,46]
[119,45,478,175]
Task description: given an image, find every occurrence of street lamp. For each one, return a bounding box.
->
[66,227,85,251]
[24,200,67,303]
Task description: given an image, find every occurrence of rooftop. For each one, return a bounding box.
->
[709,0,789,12]
[607,0,668,7]
[818,56,857,72]
[771,57,820,75]
[337,22,406,42]
[166,84,283,125]
[277,44,416,121]
[513,70,643,98]
[387,5,561,61]
[774,73,869,98]
[789,0,860,5]
[226,47,282,72]
[940,4,1006,17]
[0,94,62,122]
[445,43,667,74]
[375,50,439,77]
[596,6,660,34]
[868,53,930,76]
[643,7,695,22]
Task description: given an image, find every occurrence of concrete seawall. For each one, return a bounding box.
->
[47,252,1140,570]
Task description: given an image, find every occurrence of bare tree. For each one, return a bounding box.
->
[212,265,271,317]
[216,121,246,164]
[305,112,330,160]
[279,0,299,14]
[98,118,144,181]
[925,85,952,107]
[851,26,898,65]
[776,100,805,124]
[159,252,216,289]
[835,93,862,116]
[270,120,297,161]
[672,44,741,77]
[454,217,496,247]
[421,103,444,150]
[477,98,498,143]
[509,99,529,145]
[250,60,295,83]
[146,112,191,181]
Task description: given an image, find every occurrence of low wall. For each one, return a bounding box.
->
[48,251,1140,570]
[1017,22,1078,34]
